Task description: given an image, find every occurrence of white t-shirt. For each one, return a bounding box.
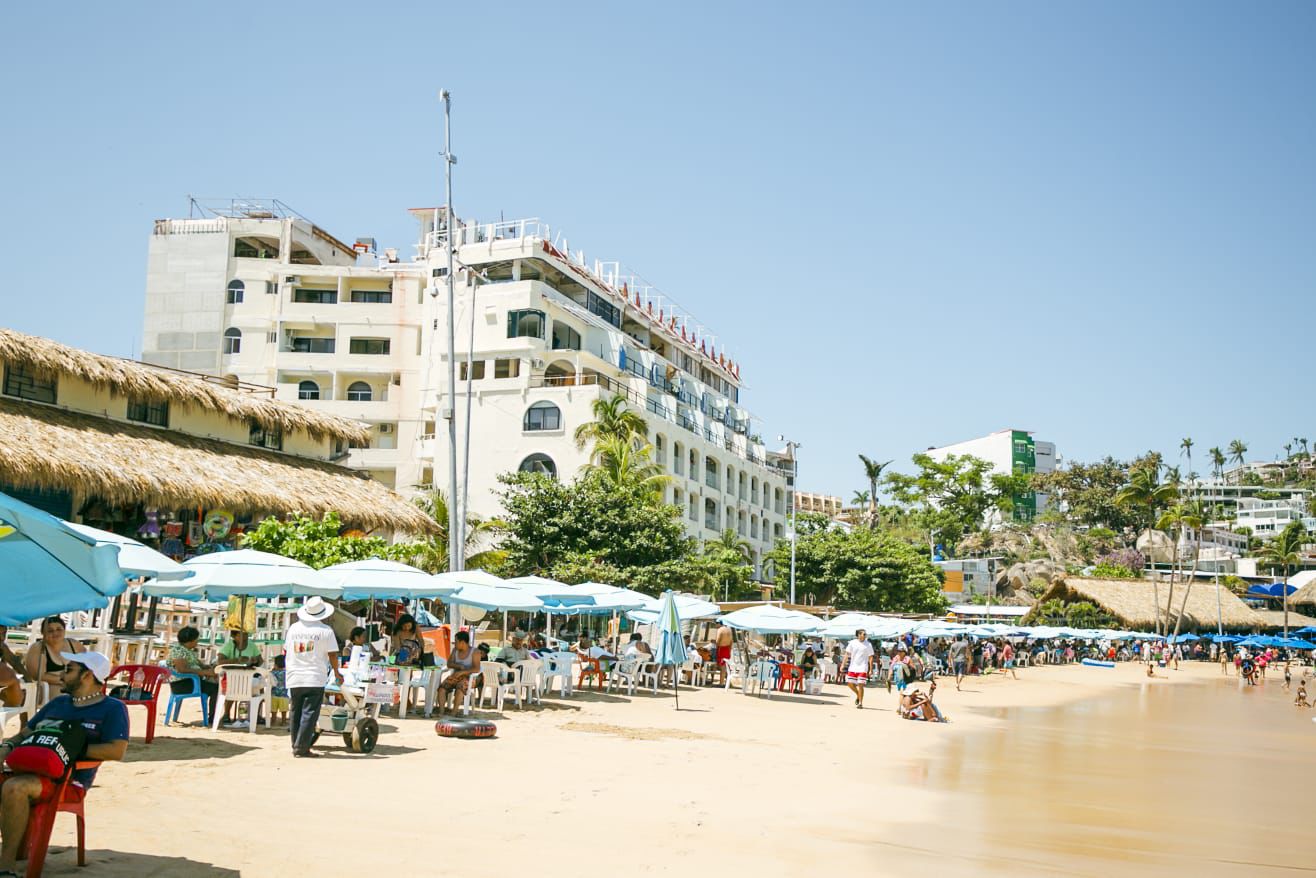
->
[845,639,875,673]
[284,619,339,689]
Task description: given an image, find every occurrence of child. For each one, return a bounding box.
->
[270,654,289,726]
[1283,661,1292,690]
[1295,682,1309,708]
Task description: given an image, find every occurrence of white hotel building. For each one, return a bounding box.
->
[141,200,793,578]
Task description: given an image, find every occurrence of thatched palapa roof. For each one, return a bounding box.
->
[1285,571,1316,608]
[1040,577,1263,630]
[0,329,368,445]
[1254,608,1316,631]
[0,397,436,534]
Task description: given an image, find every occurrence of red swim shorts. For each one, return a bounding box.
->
[716,645,731,665]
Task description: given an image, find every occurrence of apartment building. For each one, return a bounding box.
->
[795,492,843,518]
[925,429,1057,522]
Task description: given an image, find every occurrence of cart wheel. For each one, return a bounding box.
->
[351,717,379,753]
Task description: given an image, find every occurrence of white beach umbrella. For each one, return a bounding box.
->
[65,521,193,582]
[717,605,823,635]
[320,559,451,600]
[140,549,338,600]
[628,593,721,624]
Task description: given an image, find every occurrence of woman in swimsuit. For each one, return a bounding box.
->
[23,615,84,692]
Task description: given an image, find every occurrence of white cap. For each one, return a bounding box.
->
[62,651,111,682]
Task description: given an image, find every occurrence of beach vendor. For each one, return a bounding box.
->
[284,597,341,759]
[435,631,481,715]
[0,652,128,876]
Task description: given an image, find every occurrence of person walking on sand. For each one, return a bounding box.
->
[844,630,875,709]
[284,596,342,759]
[950,637,969,691]
[1219,645,1230,675]
[1282,661,1292,691]
[1001,641,1018,680]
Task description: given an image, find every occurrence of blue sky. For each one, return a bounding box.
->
[2,2,1312,497]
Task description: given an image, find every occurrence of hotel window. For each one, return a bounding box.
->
[585,291,621,327]
[494,358,520,379]
[459,360,486,381]
[297,380,321,400]
[294,289,337,305]
[551,321,581,351]
[350,289,392,304]
[222,328,242,355]
[226,280,244,304]
[291,337,335,354]
[249,422,283,451]
[349,338,390,355]
[126,398,169,427]
[2,363,57,404]
[518,453,557,478]
[346,381,373,402]
[506,309,546,339]
[523,401,561,432]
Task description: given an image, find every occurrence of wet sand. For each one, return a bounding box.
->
[28,662,1314,876]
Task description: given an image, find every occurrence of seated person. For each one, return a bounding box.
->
[624,632,653,662]
[1295,683,1309,708]
[500,630,531,665]
[389,615,426,668]
[0,661,20,709]
[798,646,818,677]
[167,626,219,719]
[0,626,25,680]
[435,632,481,715]
[215,629,263,728]
[898,682,946,722]
[23,616,84,697]
[340,627,383,663]
[0,651,129,876]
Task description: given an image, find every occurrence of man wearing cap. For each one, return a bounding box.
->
[284,596,342,759]
[500,630,531,665]
[0,652,129,874]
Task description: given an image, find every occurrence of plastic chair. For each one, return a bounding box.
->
[636,660,661,694]
[463,665,503,713]
[723,656,747,692]
[748,660,778,697]
[211,667,269,733]
[106,664,171,744]
[607,657,645,695]
[539,652,574,697]
[497,661,539,709]
[0,681,37,742]
[164,670,212,727]
[17,759,100,878]
[577,656,606,691]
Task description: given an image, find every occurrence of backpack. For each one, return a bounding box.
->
[4,718,89,779]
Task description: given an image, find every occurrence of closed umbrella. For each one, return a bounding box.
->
[652,590,688,709]
[0,490,126,625]
[65,522,193,582]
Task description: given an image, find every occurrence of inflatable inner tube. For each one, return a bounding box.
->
[435,718,497,739]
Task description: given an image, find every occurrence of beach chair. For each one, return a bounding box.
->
[16,759,100,878]
[163,668,212,727]
[211,667,269,733]
[679,658,704,686]
[464,664,504,713]
[748,660,778,697]
[540,651,574,697]
[577,656,606,691]
[0,681,37,743]
[723,655,748,692]
[607,657,645,695]
[106,664,170,744]
[497,660,539,709]
[636,661,661,694]
[818,658,837,683]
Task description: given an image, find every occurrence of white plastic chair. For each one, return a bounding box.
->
[539,651,574,697]
[878,655,892,682]
[506,660,540,708]
[679,658,703,686]
[0,682,37,742]
[636,660,661,694]
[212,668,269,733]
[748,660,777,698]
[463,664,503,714]
[724,655,747,692]
[607,657,645,695]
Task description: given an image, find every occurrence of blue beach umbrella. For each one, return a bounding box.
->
[1293,627,1316,636]
[1212,634,1244,643]
[1276,638,1315,650]
[0,491,127,625]
[652,590,688,709]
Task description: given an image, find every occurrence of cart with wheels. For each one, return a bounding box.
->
[312,683,388,753]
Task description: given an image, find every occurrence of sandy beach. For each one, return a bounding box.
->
[31,661,1314,877]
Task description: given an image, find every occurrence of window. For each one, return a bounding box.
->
[222,328,241,355]
[459,360,486,381]
[294,289,337,305]
[297,380,321,400]
[349,338,390,355]
[291,337,335,354]
[350,289,392,304]
[126,397,169,427]
[507,309,546,339]
[523,401,561,431]
[586,291,621,327]
[519,453,557,478]
[2,363,57,403]
[226,280,244,304]
[494,358,520,379]
[346,381,373,402]
[249,422,282,450]
[551,322,581,351]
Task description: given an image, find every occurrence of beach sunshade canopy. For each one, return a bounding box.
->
[140,549,338,600]
[1276,638,1315,649]
[1248,583,1299,598]
[1171,633,1201,643]
[718,605,823,635]
[0,490,128,625]
[446,580,545,612]
[1294,627,1316,636]
[911,620,970,637]
[320,559,450,600]
[1211,634,1244,643]
[506,575,593,607]
[557,582,648,615]
[628,593,721,625]
[65,521,193,583]
[431,569,504,595]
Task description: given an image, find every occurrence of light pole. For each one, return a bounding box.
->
[779,435,801,605]
[439,89,460,575]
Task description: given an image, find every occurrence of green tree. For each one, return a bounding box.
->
[885,453,1001,550]
[699,529,757,601]
[1116,467,1178,633]
[1208,447,1226,481]
[1157,502,1202,638]
[1228,439,1248,483]
[241,512,404,569]
[1032,457,1141,532]
[582,434,669,499]
[1180,437,1194,493]
[573,394,648,450]
[766,525,947,613]
[400,489,505,573]
[1258,522,1306,637]
[857,455,892,527]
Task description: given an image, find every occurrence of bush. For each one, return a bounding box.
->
[1089,562,1139,579]
[1095,548,1144,574]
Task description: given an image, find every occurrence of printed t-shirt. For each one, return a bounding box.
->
[845,639,875,673]
[26,695,129,786]
[284,620,339,689]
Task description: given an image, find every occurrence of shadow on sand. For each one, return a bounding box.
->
[38,848,240,876]
[122,736,259,764]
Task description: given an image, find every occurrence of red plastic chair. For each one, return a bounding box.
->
[17,759,100,878]
[107,664,171,744]
[577,657,606,690]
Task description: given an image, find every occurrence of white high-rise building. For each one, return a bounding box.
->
[925,428,1057,522]
[141,201,793,578]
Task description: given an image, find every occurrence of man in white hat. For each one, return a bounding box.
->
[284,597,342,758]
[0,651,128,874]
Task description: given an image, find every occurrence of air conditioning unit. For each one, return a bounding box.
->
[285,275,299,286]
[378,424,394,434]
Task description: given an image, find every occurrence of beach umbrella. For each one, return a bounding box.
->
[1171,633,1201,644]
[320,559,452,600]
[717,605,823,635]
[912,620,969,638]
[64,522,193,583]
[0,490,127,625]
[818,613,891,639]
[140,549,339,600]
[652,590,688,709]
[1293,627,1316,636]
[1276,638,1315,650]
[1211,634,1244,643]
[628,593,721,625]
[564,582,647,613]
[445,580,545,613]
[506,575,594,608]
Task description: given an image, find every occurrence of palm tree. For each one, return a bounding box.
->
[1208,447,1226,482]
[1259,526,1304,638]
[1299,438,1309,459]
[1227,439,1248,484]
[583,434,670,498]
[407,489,505,573]
[1117,468,1179,633]
[573,394,648,451]
[851,490,871,513]
[857,455,892,528]
[1162,501,1204,639]
[1180,437,1194,495]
